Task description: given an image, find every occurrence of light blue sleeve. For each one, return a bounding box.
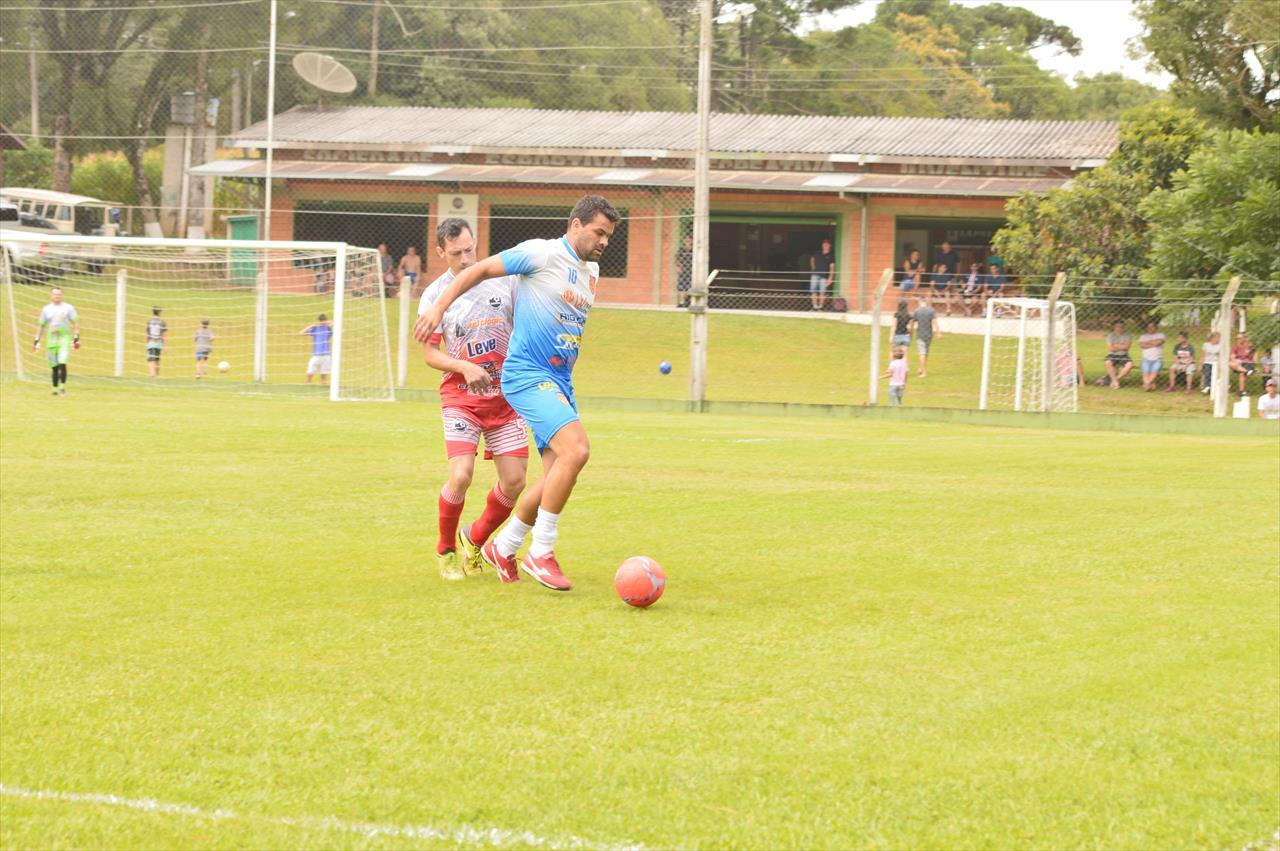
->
[499,239,550,277]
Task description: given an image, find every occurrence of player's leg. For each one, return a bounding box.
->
[57,348,69,393]
[460,450,526,577]
[436,409,482,581]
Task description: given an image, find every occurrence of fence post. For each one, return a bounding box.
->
[396,280,410,388]
[329,244,348,402]
[114,268,127,377]
[2,249,24,381]
[1213,276,1241,418]
[1042,271,1066,412]
[688,269,716,410]
[866,268,894,406]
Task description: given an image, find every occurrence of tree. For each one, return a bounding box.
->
[1140,130,1280,302]
[1070,73,1164,121]
[1134,0,1279,130]
[992,105,1211,296]
[38,2,163,190]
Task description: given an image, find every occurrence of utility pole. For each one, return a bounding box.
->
[28,22,39,144]
[369,0,380,97]
[688,0,712,409]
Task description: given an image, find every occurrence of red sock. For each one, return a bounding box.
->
[437,488,465,554]
[468,483,516,545]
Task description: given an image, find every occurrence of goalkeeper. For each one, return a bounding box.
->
[33,287,80,396]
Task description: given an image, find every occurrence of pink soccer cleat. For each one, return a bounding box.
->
[480,539,519,584]
[520,551,573,591]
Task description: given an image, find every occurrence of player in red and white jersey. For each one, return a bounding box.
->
[418,217,528,581]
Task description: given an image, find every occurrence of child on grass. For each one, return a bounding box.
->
[882,349,908,406]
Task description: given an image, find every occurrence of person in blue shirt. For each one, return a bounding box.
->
[300,314,333,385]
[415,195,619,591]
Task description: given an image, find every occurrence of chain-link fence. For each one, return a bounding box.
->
[1,1,1275,421]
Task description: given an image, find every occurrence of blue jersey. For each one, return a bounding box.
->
[498,237,599,386]
[307,323,333,355]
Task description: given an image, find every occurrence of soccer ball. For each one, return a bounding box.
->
[615,556,666,608]
[217,361,230,373]
[659,361,672,375]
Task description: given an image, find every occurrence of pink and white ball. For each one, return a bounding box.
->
[614,556,667,608]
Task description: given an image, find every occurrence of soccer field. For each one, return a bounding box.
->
[1,383,1277,850]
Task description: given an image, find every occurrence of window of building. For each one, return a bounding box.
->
[489,205,629,278]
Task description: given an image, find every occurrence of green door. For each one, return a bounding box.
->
[227,215,259,287]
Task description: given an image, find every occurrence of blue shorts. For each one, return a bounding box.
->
[1141,358,1162,376]
[891,334,910,346]
[502,373,579,452]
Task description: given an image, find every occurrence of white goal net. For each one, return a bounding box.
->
[1,232,393,401]
[979,297,1078,413]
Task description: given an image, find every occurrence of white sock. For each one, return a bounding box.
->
[496,516,533,558]
[528,508,561,558]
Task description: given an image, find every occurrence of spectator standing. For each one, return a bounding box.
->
[675,234,693,307]
[959,262,983,316]
[809,238,835,311]
[301,314,333,385]
[882,349,908,406]
[1259,378,1280,419]
[1166,331,1195,392]
[985,246,1005,274]
[935,240,959,283]
[909,297,941,377]
[1229,332,1257,394]
[1138,321,1165,391]
[1200,331,1221,394]
[891,299,911,352]
[901,249,922,291]
[378,243,396,297]
[194,319,214,379]
[1104,321,1135,389]
[145,307,167,378]
[398,246,422,295]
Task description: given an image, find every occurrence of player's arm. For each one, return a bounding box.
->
[299,324,314,334]
[33,316,45,349]
[72,315,80,348]
[422,338,491,391]
[413,255,509,342]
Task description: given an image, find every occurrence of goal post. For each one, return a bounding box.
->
[0,232,393,401]
[979,297,1078,413]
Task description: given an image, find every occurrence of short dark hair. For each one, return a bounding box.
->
[152,306,161,315]
[318,313,327,321]
[568,195,619,229]
[201,318,209,326]
[435,217,473,248]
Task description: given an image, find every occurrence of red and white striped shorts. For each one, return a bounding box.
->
[441,405,529,459]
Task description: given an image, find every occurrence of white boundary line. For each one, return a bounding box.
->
[0,784,644,850]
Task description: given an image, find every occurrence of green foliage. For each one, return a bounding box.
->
[1134,0,1279,130]
[2,145,54,190]
[1141,130,1280,301]
[992,105,1210,302]
[1070,73,1165,121]
[68,150,161,208]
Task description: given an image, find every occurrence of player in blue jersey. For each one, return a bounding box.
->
[414,195,619,591]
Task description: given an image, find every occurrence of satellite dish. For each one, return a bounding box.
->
[292,52,357,94]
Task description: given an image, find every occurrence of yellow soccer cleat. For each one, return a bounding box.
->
[436,549,465,581]
[457,524,484,577]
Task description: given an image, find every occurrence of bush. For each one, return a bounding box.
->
[2,145,54,189]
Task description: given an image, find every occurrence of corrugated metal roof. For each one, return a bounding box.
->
[231,107,1117,164]
[190,158,1074,197]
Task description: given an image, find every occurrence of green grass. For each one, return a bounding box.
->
[1,382,1277,849]
[2,276,1248,416]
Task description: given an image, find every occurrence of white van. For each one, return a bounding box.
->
[0,188,126,237]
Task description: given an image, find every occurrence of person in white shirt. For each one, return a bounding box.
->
[1138,321,1165,391]
[1258,378,1280,420]
[33,287,80,396]
[1200,331,1221,395]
